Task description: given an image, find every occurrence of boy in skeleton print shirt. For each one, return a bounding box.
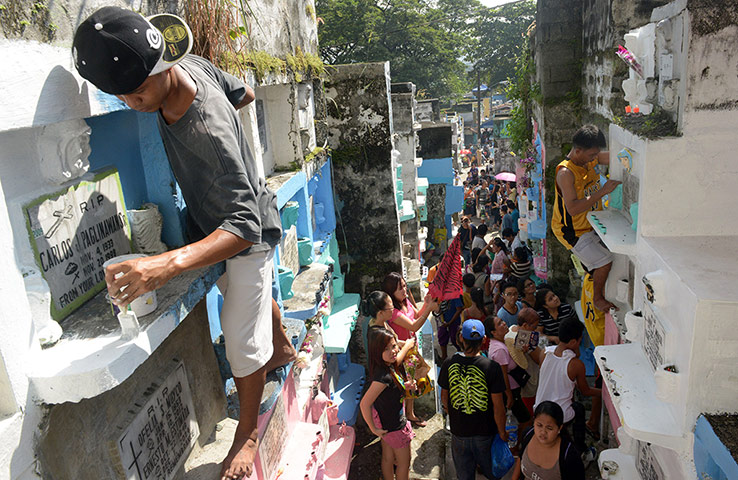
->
[438,319,508,480]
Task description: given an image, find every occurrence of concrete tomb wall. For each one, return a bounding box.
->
[324,62,403,295]
[36,300,224,480]
[417,125,453,160]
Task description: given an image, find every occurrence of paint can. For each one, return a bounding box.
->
[103,254,158,317]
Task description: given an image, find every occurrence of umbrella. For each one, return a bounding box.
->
[459,149,471,155]
[495,172,517,182]
[428,234,463,301]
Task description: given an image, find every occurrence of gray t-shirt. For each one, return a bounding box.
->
[156,55,281,255]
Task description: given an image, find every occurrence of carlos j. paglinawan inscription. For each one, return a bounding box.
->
[24,169,132,319]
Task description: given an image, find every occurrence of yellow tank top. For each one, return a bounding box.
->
[551,158,601,249]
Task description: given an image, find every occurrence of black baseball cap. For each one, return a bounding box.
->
[72,7,192,95]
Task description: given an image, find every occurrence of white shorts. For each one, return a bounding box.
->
[571,231,613,271]
[216,248,275,377]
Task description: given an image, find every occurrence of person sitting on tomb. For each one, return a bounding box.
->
[551,125,621,311]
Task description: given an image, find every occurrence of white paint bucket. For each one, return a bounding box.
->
[103,254,158,317]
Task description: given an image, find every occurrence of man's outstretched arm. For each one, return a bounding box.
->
[106,229,252,307]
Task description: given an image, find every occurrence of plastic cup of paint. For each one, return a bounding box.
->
[103,254,158,317]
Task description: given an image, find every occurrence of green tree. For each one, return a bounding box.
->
[316,0,479,100]
[468,0,536,87]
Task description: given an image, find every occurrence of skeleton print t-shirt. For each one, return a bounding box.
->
[438,353,506,437]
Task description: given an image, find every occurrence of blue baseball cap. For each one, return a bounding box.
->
[462,319,485,340]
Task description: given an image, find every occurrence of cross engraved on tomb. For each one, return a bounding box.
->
[117,361,199,480]
[636,441,666,480]
[643,302,665,371]
[24,169,132,320]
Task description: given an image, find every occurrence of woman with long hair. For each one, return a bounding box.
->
[382,272,438,425]
[360,328,415,480]
[361,290,416,366]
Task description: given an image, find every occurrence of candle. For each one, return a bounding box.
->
[625,105,632,114]
[634,105,640,113]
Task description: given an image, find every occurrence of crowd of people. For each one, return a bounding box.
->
[360,265,600,480]
[359,126,619,479]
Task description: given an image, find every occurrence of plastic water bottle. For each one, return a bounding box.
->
[505,410,518,449]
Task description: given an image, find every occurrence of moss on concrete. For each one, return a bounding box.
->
[286,46,325,83]
[615,107,679,139]
[305,3,316,22]
[0,0,57,42]
[221,47,325,84]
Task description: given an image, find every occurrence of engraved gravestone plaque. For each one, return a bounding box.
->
[117,361,199,480]
[637,441,666,480]
[643,302,665,371]
[258,394,288,480]
[24,169,132,319]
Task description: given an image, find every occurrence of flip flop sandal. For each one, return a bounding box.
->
[586,424,601,441]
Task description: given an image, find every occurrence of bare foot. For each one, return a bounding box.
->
[263,343,297,373]
[220,434,258,480]
[594,297,617,312]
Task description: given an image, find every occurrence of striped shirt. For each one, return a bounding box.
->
[536,303,577,337]
[510,260,532,281]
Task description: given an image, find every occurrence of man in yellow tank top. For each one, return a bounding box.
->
[551,125,621,311]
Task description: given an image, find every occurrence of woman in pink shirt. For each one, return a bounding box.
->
[486,315,533,432]
[382,272,438,425]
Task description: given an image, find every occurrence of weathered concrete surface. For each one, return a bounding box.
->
[36,300,226,480]
[238,0,319,56]
[418,125,453,160]
[324,62,403,296]
[685,1,738,111]
[534,0,584,295]
[392,83,420,208]
[416,99,441,123]
[425,184,447,252]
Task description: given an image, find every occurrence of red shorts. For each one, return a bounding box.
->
[372,408,415,449]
